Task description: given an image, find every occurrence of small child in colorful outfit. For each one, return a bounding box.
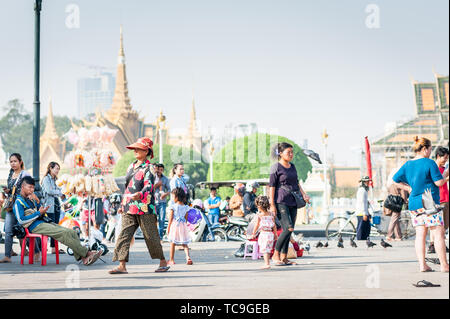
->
[250,195,278,269]
[167,187,193,265]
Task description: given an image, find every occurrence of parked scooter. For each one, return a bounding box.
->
[225,215,248,241]
[190,199,228,242]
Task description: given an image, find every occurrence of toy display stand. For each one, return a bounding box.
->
[60,126,120,261]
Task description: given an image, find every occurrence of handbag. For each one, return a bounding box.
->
[2,171,25,212]
[281,185,306,209]
[383,194,404,213]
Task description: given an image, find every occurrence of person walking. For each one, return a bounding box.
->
[249,196,278,269]
[154,163,171,240]
[41,162,64,254]
[393,137,449,272]
[269,142,310,266]
[166,187,193,266]
[384,181,410,241]
[109,137,169,274]
[355,176,372,240]
[427,146,449,254]
[0,153,39,263]
[205,187,221,225]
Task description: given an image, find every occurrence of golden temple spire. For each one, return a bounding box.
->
[106,25,134,124]
[41,96,59,141]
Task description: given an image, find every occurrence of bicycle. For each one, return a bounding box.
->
[325,209,415,241]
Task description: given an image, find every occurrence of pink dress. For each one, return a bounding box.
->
[167,203,191,245]
[257,215,275,254]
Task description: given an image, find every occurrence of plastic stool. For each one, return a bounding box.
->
[21,228,59,266]
[243,240,263,260]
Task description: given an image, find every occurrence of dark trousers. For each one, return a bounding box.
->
[275,204,297,254]
[356,216,371,240]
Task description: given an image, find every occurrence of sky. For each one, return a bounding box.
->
[0,0,448,166]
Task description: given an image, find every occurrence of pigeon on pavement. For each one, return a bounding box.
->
[366,238,377,248]
[380,239,392,248]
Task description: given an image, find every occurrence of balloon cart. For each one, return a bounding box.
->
[58,126,121,259]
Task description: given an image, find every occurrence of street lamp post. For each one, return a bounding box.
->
[322,129,329,224]
[156,109,166,164]
[209,144,215,182]
[33,0,42,182]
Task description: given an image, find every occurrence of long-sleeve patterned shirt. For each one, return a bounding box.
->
[122,160,156,215]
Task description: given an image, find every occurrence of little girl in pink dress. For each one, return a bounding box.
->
[250,196,278,269]
[167,188,193,265]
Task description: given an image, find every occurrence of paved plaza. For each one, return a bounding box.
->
[0,235,448,299]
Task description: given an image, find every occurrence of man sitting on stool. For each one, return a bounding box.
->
[13,176,102,266]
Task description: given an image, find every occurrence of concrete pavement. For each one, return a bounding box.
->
[0,238,448,299]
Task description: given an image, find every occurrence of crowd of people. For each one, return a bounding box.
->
[0,135,448,273]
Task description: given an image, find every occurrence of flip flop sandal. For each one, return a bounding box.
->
[425,257,440,265]
[420,268,435,272]
[155,266,170,273]
[109,268,128,275]
[186,259,193,265]
[274,261,287,266]
[84,250,102,266]
[412,280,441,288]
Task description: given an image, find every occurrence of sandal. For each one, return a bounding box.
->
[420,268,435,273]
[108,267,128,275]
[284,259,297,265]
[186,259,193,265]
[84,250,102,266]
[167,260,175,266]
[412,280,441,288]
[273,261,287,266]
[425,257,440,265]
[155,266,170,273]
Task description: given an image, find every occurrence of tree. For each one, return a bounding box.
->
[0,99,82,168]
[209,133,312,198]
[113,144,209,186]
[0,99,33,167]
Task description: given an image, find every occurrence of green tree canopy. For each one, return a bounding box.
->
[0,99,82,168]
[209,133,312,199]
[113,144,209,186]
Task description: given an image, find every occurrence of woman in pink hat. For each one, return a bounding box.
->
[109,137,170,274]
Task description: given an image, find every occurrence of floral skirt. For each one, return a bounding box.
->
[258,231,275,254]
[410,209,444,228]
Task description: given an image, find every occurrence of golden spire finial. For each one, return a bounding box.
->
[119,25,124,58]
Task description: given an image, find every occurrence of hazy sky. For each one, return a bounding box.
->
[0,0,448,166]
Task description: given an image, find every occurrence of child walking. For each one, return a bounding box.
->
[250,195,278,269]
[167,187,193,265]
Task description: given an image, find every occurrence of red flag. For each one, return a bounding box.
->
[365,136,373,187]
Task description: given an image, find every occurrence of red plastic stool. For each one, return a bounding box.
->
[21,228,59,266]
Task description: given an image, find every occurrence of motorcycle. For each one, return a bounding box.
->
[190,204,228,242]
[224,213,248,241]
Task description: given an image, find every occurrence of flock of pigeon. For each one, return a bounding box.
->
[314,236,393,249]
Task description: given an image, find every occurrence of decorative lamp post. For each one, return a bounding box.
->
[156,109,166,164]
[322,129,329,224]
[209,143,215,182]
[33,0,42,181]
